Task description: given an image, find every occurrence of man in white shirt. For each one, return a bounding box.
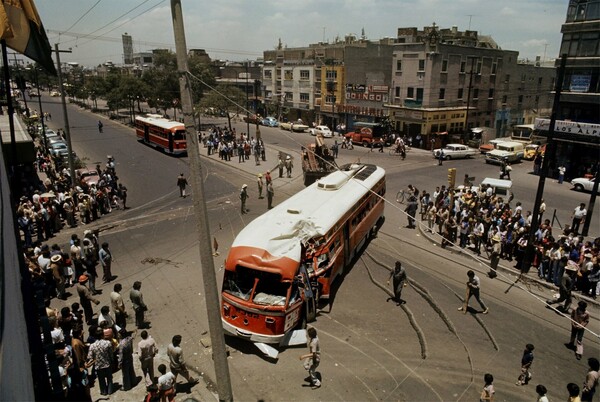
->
[571,203,587,235]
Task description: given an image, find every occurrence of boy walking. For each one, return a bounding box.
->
[516,343,535,385]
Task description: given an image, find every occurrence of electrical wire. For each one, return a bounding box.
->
[56,0,156,46]
[61,0,103,35]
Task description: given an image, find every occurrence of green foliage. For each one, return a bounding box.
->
[197,84,245,115]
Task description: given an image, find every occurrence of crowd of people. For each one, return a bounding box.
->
[403,179,600,301]
[201,126,266,165]
[18,152,128,251]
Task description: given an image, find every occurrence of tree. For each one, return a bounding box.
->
[197,84,245,131]
[188,55,216,104]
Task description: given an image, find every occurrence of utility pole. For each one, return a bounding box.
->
[53,45,76,189]
[170,1,233,401]
[522,55,567,274]
[245,61,250,137]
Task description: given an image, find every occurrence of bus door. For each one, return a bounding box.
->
[168,132,174,153]
[144,126,150,143]
[297,264,316,322]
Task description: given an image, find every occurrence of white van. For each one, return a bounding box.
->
[480,178,513,200]
[485,141,525,164]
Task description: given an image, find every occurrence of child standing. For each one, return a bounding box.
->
[516,343,535,385]
[480,373,495,402]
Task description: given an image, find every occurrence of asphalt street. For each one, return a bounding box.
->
[38,95,599,402]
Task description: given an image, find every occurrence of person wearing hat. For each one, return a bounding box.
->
[565,301,590,360]
[285,155,294,178]
[240,184,249,214]
[50,254,66,300]
[76,274,100,325]
[546,257,576,312]
[257,174,264,199]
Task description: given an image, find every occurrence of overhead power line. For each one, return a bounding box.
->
[46,29,262,57]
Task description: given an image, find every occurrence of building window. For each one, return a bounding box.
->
[284,70,293,80]
[300,93,309,102]
[300,70,310,80]
[396,60,402,72]
[538,77,543,85]
[488,88,494,99]
[395,86,401,97]
[416,88,424,101]
[502,95,507,103]
[504,74,510,83]
[518,95,523,104]
[418,59,425,71]
[439,88,445,100]
[458,88,464,99]
[491,62,497,75]
[325,70,337,81]
[473,89,479,99]
[284,92,293,101]
[441,59,448,72]
[264,70,272,79]
[325,94,336,104]
[407,87,414,98]
[431,124,439,133]
[460,61,466,73]
[476,60,482,74]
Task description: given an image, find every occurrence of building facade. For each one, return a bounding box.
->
[386,25,555,149]
[537,0,600,180]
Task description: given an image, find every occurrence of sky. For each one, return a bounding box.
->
[35,0,568,68]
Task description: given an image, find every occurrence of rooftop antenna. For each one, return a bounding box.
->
[322,26,326,43]
[466,14,474,30]
[543,42,548,63]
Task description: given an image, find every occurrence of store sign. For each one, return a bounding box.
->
[569,75,591,93]
[346,92,389,102]
[535,118,600,137]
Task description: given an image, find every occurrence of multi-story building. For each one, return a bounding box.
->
[386,24,554,149]
[535,0,600,179]
[263,36,395,129]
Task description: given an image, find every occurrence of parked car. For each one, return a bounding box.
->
[479,138,509,154]
[261,116,279,127]
[280,121,309,132]
[75,168,100,187]
[485,141,525,164]
[432,144,477,160]
[243,114,262,124]
[50,142,68,156]
[571,177,598,193]
[309,125,333,138]
[50,90,61,97]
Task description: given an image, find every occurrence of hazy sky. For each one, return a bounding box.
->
[36,0,567,67]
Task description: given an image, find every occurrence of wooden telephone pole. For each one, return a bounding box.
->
[170,1,233,400]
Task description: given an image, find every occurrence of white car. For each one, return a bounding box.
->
[310,125,333,138]
[571,177,598,193]
[432,143,477,160]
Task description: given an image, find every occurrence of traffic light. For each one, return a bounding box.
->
[448,168,456,188]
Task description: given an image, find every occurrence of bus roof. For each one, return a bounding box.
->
[229,164,385,279]
[135,115,184,131]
